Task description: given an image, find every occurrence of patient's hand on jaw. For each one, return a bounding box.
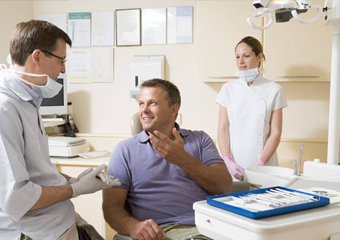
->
[130,219,166,240]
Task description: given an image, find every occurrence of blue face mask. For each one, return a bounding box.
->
[12,70,63,99]
[236,67,259,83]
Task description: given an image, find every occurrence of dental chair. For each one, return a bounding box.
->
[130,112,143,136]
[110,114,142,240]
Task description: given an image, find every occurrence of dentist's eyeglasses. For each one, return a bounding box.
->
[41,50,67,65]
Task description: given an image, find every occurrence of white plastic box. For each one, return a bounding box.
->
[194,201,340,240]
[129,55,165,98]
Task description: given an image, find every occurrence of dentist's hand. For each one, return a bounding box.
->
[71,164,121,198]
[68,167,93,184]
[223,156,245,180]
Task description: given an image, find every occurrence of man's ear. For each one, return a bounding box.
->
[31,49,42,66]
[171,103,180,116]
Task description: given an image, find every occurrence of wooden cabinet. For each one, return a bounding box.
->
[196,1,262,82]
[263,0,332,82]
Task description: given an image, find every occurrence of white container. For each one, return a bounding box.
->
[194,201,340,240]
[129,55,165,98]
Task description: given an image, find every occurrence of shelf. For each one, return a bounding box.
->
[202,76,330,83]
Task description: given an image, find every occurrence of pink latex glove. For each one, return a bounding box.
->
[254,159,265,166]
[223,156,245,180]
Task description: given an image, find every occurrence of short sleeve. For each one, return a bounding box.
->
[215,83,228,108]
[199,131,224,166]
[272,86,288,111]
[107,142,131,191]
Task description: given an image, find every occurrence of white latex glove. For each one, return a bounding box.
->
[96,172,121,186]
[71,164,120,198]
[68,167,93,184]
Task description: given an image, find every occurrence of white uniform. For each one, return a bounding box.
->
[216,74,287,168]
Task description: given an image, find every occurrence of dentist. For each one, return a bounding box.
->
[216,36,288,180]
[0,20,118,240]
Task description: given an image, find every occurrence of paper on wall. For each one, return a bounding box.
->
[167,6,193,44]
[68,12,91,47]
[91,11,114,46]
[68,48,91,83]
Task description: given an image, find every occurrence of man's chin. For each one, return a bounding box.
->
[142,125,156,135]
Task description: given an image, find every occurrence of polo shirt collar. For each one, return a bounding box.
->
[137,122,189,143]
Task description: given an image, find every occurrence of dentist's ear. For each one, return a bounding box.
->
[31,49,42,66]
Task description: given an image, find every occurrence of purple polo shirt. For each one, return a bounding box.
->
[107,125,224,225]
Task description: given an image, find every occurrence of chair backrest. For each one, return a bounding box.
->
[130,112,143,136]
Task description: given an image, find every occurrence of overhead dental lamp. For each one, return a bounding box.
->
[247,0,323,29]
[247,0,340,166]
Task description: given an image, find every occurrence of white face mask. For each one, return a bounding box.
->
[12,70,63,98]
[6,54,12,67]
[236,67,259,83]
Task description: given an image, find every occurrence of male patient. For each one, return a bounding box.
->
[103,79,232,240]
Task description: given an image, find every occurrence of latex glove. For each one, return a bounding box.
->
[97,172,121,186]
[223,156,245,180]
[71,164,121,198]
[68,167,93,184]
[254,159,265,166]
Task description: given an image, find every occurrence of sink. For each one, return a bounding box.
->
[245,166,298,188]
[245,162,340,194]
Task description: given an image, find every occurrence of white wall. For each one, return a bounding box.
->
[0,1,33,64]
[0,0,334,163]
[32,0,216,136]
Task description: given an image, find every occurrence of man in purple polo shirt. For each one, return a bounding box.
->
[103,79,232,240]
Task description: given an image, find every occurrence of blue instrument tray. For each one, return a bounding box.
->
[207,186,329,219]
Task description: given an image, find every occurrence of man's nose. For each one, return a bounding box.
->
[142,105,150,113]
[60,65,66,74]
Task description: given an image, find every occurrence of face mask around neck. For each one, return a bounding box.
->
[236,68,260,83]
[12,69,62,98]
[6,54,12,67]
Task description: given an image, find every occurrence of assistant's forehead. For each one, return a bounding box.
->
[235,43,254,54]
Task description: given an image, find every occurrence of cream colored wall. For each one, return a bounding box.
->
[0,1,33,64]
[33,0,216,136]
[0,0,335,164]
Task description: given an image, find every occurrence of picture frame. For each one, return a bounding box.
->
[116,8,141,46]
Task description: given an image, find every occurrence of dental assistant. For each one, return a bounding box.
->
[216,36,287,180]
[0,20,118,240]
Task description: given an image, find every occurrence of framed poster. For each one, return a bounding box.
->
[116,9,141,46]
[142,8,166,45]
